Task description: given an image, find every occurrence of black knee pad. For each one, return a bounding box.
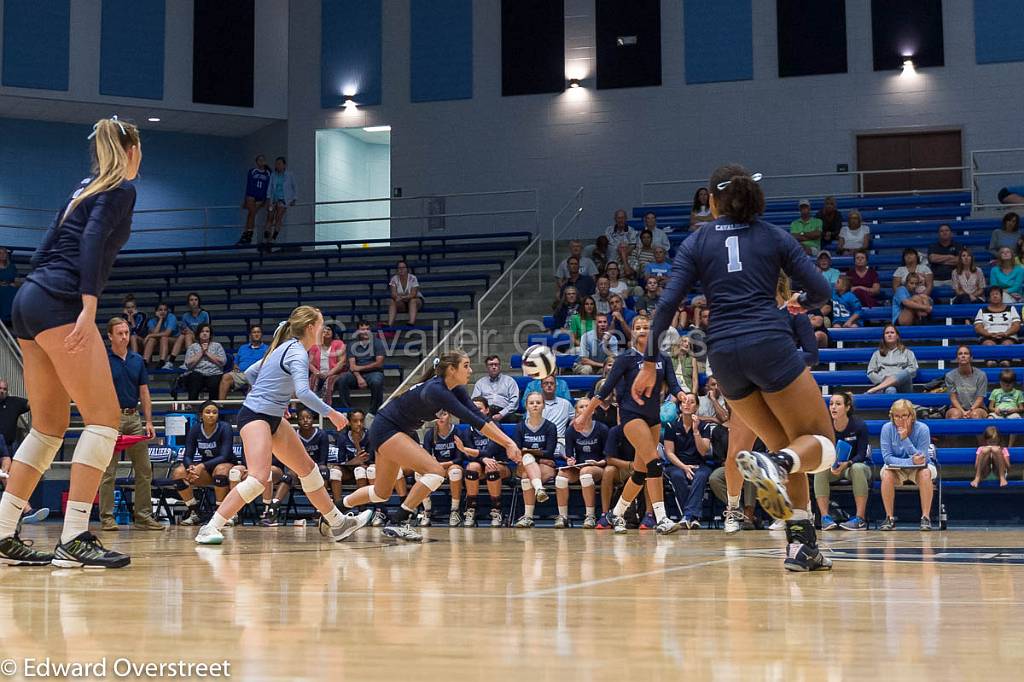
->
[174,479,190,491]
[280,473,294,487]
[465,470,480,481]
[319,466,330,480]
[646,460,663,479]
[486,471,501,481]
[630,469,648,486]
[212,474,229,487]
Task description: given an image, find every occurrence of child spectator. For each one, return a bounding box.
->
[837,209,870,254]
[625,230,657,283]
[866,324,918,394]
[121,294,147,353]
[830,275,862,327]
[972,426,1009,488]
[171,293,210,366]
[142,302,178,368]
[990,247,1024,302]
[644,247,672,287]
[634,277,662,316]
[893,248,933,295]
[183,323,227,400]
[988,369,1023,419]
[892,272,933,325]
[952,248,986,303]
[846,249,880,308]
[816,251,840,288]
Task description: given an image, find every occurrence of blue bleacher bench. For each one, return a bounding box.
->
[814,367,1024,386]
[819,344,1024,364]
[827,325,978,343]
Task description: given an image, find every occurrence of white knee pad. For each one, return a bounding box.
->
[520,478,532,491]
[350,466,364,480]
[419,472,444,491]
[448,468,463,482]
[298,467,325,493]
[807,436,838,474]
[413,471,421,482]
[579,473,595,487]
[368,488,388,503]
[555,475,569,489]
[228,468,242,482]
[521,453,536,467]
[71,425,118,471]
[235,475,265,504]
[13,429,62,474]
[366,464,376,480]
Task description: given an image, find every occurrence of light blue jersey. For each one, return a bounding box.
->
[243,339,332,417]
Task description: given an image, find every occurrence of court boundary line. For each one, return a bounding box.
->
[512,557,737,598]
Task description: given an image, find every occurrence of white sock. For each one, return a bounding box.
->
[61,501,92,543]
[727,495,740,508]
[558,505,568,517]
[791,508,811,521]
[422,498,432,511]
[782,448,802,473]
[653,501,667,522]
[0,492,27,539]
[323,507,345,527]
[210,512,230,531]
[524,504,534,518]
[585,506,595,516]
[531,478,543,491]
[613,497,630,516]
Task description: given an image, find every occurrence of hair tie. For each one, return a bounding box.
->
[87,115,127,140]
[716,172,763,191]
[433,358,441,369]
[277,320,288,331]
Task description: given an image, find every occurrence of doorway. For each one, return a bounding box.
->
[856,129,962,194]
[315,127,391,244]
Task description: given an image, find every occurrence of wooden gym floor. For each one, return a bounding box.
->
[0,525,1021,681]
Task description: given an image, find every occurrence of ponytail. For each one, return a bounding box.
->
[407,349,469,393]
[709,163,764,224]
[62,117,140,225]
[266,305,321,358]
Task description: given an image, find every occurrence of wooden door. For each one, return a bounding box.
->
[857,130,962,194]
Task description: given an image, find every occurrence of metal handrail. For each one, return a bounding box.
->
[970,147,1024,210]
[550,187,584,272]
[381,320,464,408]
[0,320,24,398]
[476,236,542,352]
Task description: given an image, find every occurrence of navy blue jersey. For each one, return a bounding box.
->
[27,179,136,299]
[334,428,373,464]
[458,423,491,455]
[184,421,234,468]
[565,421,609,464]
[298,428,331,466]
[246,167,271,200]
[598,349,683,420]
[835,415,870,465]
[515,418,558,462]
[423,425,460,463]
[787,311,819,367]
[604,424,636,462]
[648,217,831,358]
[377,376,488,433]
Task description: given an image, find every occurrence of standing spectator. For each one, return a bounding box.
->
[568,296,598,350]
[974,286,1020,355]
[846,249,880,308]
[972,426,1009,488]
[0,379,29,449]
[555,240,598,292]
[593,275,613,315]
[605,209,637,266]
[574,313,618,375]
[892,272,933,325]
[219,324,268,399]
[387,261,422,327]
[952,248,986,303]
[641,211,671,251]
[308,324,346,402]
[989,369,1024,419]
[552,286,580,330]
[816,251,840,288]
[671,335,702,394]
[471,355,520,422]
[879,400,937,531]
[865,324,918,394]
[339,321,386,414]
[892,248,933,295]
[688,187,712,231]
[183,323,226,401]
[830,276,863,328]
[944,346,989,419]
[99,317,162,531]
[837,210,870,254]
[588,235,611,273]
[121,294,146,353]
[815,195,843,249]
[539,375,573,456]
[663,394,713,528]
[815,393,871,531]
[265,156,296,249]
[989,211,1020,259]
[643,247,672,287]
[604,262,631,298]
[237,154,271,245]
[626,230,657,283]
[634,277,662,316]
[990,247,1024,302]
[141,301,178,368]
[790,199,823,254]
[0,247,18,324]
[560,257,595,298]
[170,293,210,367]
[927,224,960,286]
[607,293,635,343]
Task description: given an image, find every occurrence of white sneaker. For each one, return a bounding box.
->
[553,515,568,529]
[655,518,681,535]
[582,513,597,529]
[418,512,431,527]
[463,511,476,527]
[736,450,794,521]
[161,361,175,370]
[371,510,387,527]
[449,510,462,527]
[535,488,549,503]
[195,524,224,545]
[489,509,503,527]
[514,515,534,528]
[723,506,744,534]
[319,510,373,542]
[180,510,202,526]
[383,522,423,542]
[223,516,238,528]
[768,519,787,531]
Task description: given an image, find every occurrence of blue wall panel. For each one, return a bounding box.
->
[683,0,753,84]
[410,0,473,102]
[321,0,383,107]
[975,0,1024,64]
[100,0,166,99]
[1,0,70,90]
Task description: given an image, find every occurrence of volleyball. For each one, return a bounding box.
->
[521,344,556,379]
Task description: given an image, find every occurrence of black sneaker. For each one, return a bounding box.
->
[879,517,897,531]
[236,231,253,245]
[784,542,833,572]
[52,532,130,569]
[0,533,54,566]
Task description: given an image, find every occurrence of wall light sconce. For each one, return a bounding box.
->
[568,78,581,89]
[344,98,357,108]
[901,57,916,75]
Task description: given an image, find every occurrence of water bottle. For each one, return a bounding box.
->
[939,503,948,530]
[113,490,130,525]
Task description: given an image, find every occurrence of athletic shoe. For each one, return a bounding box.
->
[133,516,166,531]
[463,510,476,527]
[371,510,387,527]
[195,525,224,545]
[224,516,238,528]
[449,510,462,527]
[52,532,131,568]
[723,507,745,534]
[783,543,833,572]
[655,518,681,534]
[161,361,176,371]
[821,514,838,531]
[180,510,202,526]
[20,508,49,525]
[603,511,626,534]
[639,512,656,529]
[100,517,120,532]
[839,516,866,531]
[768,519,786,531]
[513,515,535,528]
[0,533,54,566]
[237,232,253,245]
[919,516,932,531]
[740,519,757,531]
[736,449,793,521]
[535,488,549,504]
[489,509,503,527]
[879,517,897,531]
[318,510,373,542]
[687,518,702,530]
[582,513,597,529]
[382,522,423,542]
[553,515,568,529]
[418,512,432,528]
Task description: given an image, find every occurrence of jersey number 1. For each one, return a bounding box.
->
[725,236,743,273]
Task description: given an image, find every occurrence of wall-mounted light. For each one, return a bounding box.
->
[568,78,581,89]
[343,98,357,108]
[363,125,391,132]
[147,117,161,122]
[901,57,916,76]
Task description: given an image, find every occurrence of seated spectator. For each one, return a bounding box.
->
[892,272,933,325]
[625,230,657,283]
[790,199,822,254]
[555,239,598,292]
[689,187,712,231]
[670,299,690,330]
[815,392,871,531]
[837,209,870,254]
[605,209,637,266]
[989,369,1023,419]
[846,249,880,308]
[671,335,703,394]
[219,324,268,399]
[142,302,178,368]
[972,426,1009,488]
[560,257,596,298]
[866,324,918,394]
[815,195,843,249]
[990,247,1024,302]
[331,409,374,504]
[387,261,422,327]
[892,248,933,295]
[593,275,613,315]
[173,400,235,525]
[540,374,573,453]
[607,293,635,343]
[471,355,521,423]
[830,275,863,328]
[121,294,147,354]
[552,286,580,330]
[998,186,1024,205]
[557,397,610,529]
[944,345,989,419]
[421,410,464,527]
[927,224,960,286]
[604,261,631,298]
[568,296,598,349]
[338,321,386,414]
[457,398,510,527]
[574,313,618,375]
[816,251,840,288]
[644,247,672,287]
[974,286,1020,358]
[0,246,17,325]
[520,375,571,409]
[989,211,1020,259]
[663,394,714,528]
[687,296,708,332]
[879,400,937,531]
[634,276,661,316]
[512,392,558,528]
[588,235,611,273]
[806,306,830,348]
[308,324,346,402]
[183,323,226,400]
[170,293,211,366]
[641,211,671,250]
[698,377,729,423]
[952,248,986,303]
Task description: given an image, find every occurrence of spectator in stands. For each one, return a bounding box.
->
[892,248,933,295]
[879,399,937,531]
[806,306,830,348]
[170,293,210,366]
[568,296,598,349]
[698,377,729,424]
[830,275,863,327]
[183,323,226,400]
[593,275,613,315]
[589,235,611,273]
[387,261,422,327]
[309,324,346,402]
[815,392,871,531]
[635,276,662,316]
[575,313,618,375]
[339,321,386,414]
[671,335,702,394]
[816,251,840,288]
[837,210,870,254]
[866,324,919,394]
[892,272,933,325]
[121,294,146,353]
[471,355,520,422]
[560,257,596,298]
[605,209,637,266]
[847,249,880,308]
[953,248,986,303]
[989,369,1023,419]
[815,196,843,249]
[604,261,630,298]
[608,293,635,343]
[974,286,1020,361]
[928,224,960,287]
[0,247,17,325]
[990,247,1024,302]
[644,247,672,287]
[973,426,1009,488]
[521,374,571,409]
[625,230,657,283]
[689,187,712,231]
[555,240,598,292]
[238,154,271,245]
[552,286,580,332]
[642,211,671,251]
[989,211,1020,258]
[663,394,713,528]
[944,346,989,419]
[142,302,177,368]
[790,199,822,254]
[265,156,296,249]
[219,324,268,399]
[540,374,573,454]
[0,380,29,450]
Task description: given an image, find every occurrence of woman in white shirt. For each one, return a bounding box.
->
[892,248,933,295]
[387,261,422,327]
[838,209,871,254]
[604,261,631,297]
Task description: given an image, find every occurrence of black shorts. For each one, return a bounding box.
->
[619,409,661,428]
[368,416,416,452]
[236,406,282,434]
[708,333,807,401]
[11,281,81,340]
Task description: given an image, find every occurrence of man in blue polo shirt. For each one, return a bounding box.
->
[218,325,268,399]
[99,317,163,532]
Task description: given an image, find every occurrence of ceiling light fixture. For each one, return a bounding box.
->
[901,57,916,75]
[147,117,161,122]
[363,125,391,132]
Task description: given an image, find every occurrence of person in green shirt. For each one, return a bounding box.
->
[989,369,1024,419]
[790,199,823,254]
[568,296,597,349]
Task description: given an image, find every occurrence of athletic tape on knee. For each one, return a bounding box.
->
[646,460,664,479]
[235,475,265,503]
[13,429,62,474]
[228,468,242,482]
[555,475,569,489]
[368,488,388,503]
[212,475,229,487]
[71,425,118,471]
[521,454,536,467]
[465,470,480,481]
[351,466,365,480]
[486,471,500,481]
[520,478,532,491]
[806,436,837,474]
[280,473,295,487]
[448,467,463,482]
[299,467,325,492]
[420,473,444,491]
[366,464,376,480]
[579,473,594,487]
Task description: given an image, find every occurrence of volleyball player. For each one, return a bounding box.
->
[420,410,465,526]
[557,397,608,528]
[635,164,836,572]
[512,392,558,528]
[331,408,371,504]
[261,407,331,526]
[455,397,510,527]
[340,350,521,542]
[595,423,636,528]
[195,306,372,545]
[173,401,236,526]
[0,117,140,567]
[573,315,685,535]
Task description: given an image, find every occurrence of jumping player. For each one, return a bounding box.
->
[557,397,609,528]
[174,400,236,526]
[635,164,836,571]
